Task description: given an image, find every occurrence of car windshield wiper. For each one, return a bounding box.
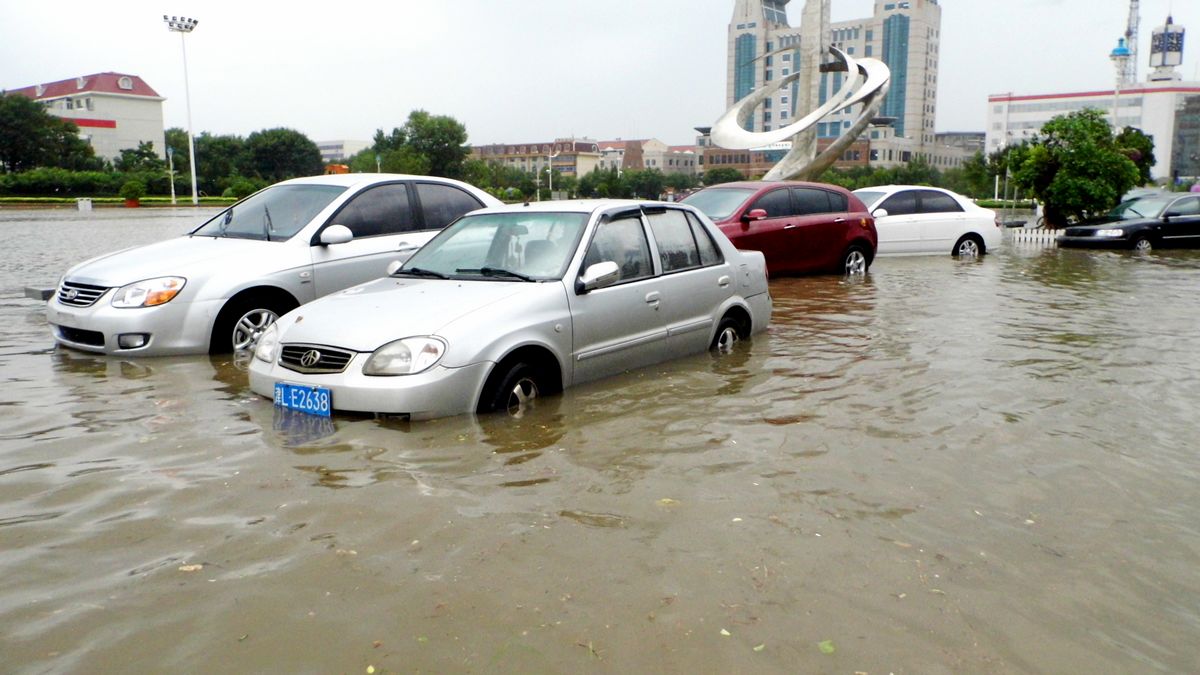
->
[262,205,274,242]
[458,267,535,282]
[395,266,448,279]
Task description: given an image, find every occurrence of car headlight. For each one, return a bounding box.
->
[254,323,280,363]
[363,337,446,376]
[111,276,186,308]
[1096,229,1126,238]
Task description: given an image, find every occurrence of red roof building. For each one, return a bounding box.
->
[7,72,166,162]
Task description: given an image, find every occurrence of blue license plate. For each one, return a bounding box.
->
[274,382,332,417]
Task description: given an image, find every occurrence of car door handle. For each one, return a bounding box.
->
[783,224,797,230]
[834,217,846,223]
[718,275,731,287]
[397,242,420,252]
[645,291,661,308]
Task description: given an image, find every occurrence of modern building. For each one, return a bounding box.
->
[1174,95,1200,182]
[7,72,166,162]
[316,140,370,163]
[726,1,965,170]
[986,15,1198,182]
[470,138,602,180]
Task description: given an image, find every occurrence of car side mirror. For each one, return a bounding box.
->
[742,208,768,222]
[872,208,889,218]
[575,261,620,293]
[319,224,354,246]
[386,260,404,275]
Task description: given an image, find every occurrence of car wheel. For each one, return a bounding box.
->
[481,361,544,417]
[710,316,743,354]
[953,234,983,258]
[1132,236,1153,252]
[842,245,869,275]
[211,296,295,354]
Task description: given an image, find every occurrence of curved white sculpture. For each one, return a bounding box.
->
[711,46,891,181]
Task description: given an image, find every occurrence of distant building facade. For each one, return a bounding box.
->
[470,139,602,179]
[596,139,701,176]
[7,72,165,161]
[316,140,370,163]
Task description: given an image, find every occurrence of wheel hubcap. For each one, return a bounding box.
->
[845,250,867,274]
[958,240,980,257]
[716,327,739,354]
[1134,239,1152,252]
[232,309,278,351]
[506,377,539,416]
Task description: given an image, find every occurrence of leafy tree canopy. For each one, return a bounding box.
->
[0,93,102,172]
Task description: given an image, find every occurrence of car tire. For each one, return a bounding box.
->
[1132,236,1153,252]
[210,295,296,354]
[953,234,984,258]
[480,361,545,417]
[710,315,744,354]
[842,245,869,275]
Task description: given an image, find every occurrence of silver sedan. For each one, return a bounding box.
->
[249,200,772,420]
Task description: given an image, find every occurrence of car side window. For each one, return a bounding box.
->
[686,212,724,266]
[1166,197,1200,217]
[828,191,849,212]
[879,191,917,216]
[917,191,964,213]
[648,209,704,273]
[749,188,794,217]
[792,188,833,215]
[416,183,484,231]
[331,183,415,238]
[582,216,654,283]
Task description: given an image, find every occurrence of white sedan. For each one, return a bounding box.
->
[249,200,772,420]
[853,185,1001,257]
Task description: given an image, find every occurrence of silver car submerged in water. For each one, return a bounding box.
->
[249,200,772,420]
[47,173,500,356]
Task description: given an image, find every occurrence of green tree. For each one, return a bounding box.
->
[243,128,323,183]
[1012,109,1140,226]
[664,172,698,193]
[401,110,469,178]
[702,167,745,186]
[114,141,166,172]
[0,93,101,172]
[1114,126,1156,186]
[625,168,666,199]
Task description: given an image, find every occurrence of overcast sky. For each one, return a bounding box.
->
[2,1,1198,147]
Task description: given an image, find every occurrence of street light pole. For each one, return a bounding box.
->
[164,15,200,205]
[546,148,560,200]
[1110,37,1132,135]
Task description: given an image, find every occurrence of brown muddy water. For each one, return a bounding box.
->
[2,207,1199,673]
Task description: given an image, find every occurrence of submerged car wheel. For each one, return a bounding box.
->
[1132,236,1153,252]
[842,245,869,275]
[710,316,743,354]
[481,361,544,417]
[211,295,296,354]
[953,234,983,258]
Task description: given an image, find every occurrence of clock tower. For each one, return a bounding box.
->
[1149,15,1185,82]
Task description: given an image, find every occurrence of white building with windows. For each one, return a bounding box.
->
[986,16,1198,183]
[316,140,370,163]
[7,72,165,161]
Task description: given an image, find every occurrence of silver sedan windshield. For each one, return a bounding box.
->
[192,184,347,241]
[400,212,588,281]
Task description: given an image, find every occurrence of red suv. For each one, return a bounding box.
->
[682,181,877,276]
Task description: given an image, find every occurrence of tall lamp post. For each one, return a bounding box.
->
[164,15,200,205]
[545,149,560,200]
[1110,37,1132,135]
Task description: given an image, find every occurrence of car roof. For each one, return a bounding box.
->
[279,173,472,189]
[469,199,686,216]
[700,180,849,193]
[856,185,954,194]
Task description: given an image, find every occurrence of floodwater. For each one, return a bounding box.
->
[2,207,1200,673]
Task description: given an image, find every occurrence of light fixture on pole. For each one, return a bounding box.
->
[545,148,560,200]
[1110,37,1132,134]
[164,15,200,205]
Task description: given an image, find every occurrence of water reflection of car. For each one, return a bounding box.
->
[1057,192,1200,251]
[853,185,1001,257]
[682,181,877,275]
[47,174,500,356]
[249,200,772,420]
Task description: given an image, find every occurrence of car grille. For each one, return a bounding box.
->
[279,344,355,374]
[57,281,109,307]
[1063,227,1099,237]
[57,325,105,347]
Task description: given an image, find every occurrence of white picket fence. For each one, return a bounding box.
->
[1005,227,1059,247]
